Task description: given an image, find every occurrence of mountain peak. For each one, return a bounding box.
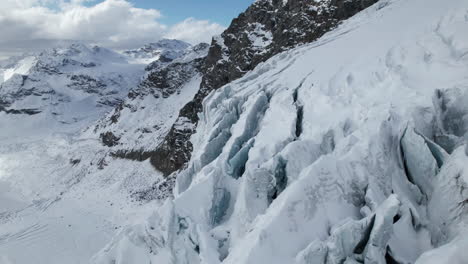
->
[145,39,191,50]
[123,39,192,63]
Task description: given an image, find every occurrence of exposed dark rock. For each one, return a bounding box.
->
[70,159,81,166]
[149,119,195,176]
[97,157,108,170]
[100,132,120,147]
[0,106,41,115]
[131,175,176,202]
[97,97,124,107]
[111,149,156,162]
[0,96,41,115]
[139,58,204,99]
[153,0,379,176]
[68,74,107,94]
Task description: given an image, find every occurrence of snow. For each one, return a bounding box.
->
[89,42,208,153]
[415,232,468,264]
[0,42,171,263]
[2,0,468,263]
[122,39,192,64]
[0,56,36,83]
[0,132,163,263]
[95,0,468,263]
[247,23,273,52]
[0,43,144,130]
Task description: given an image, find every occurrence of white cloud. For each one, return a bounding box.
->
[0,0,225,58]
[166,18,225,45]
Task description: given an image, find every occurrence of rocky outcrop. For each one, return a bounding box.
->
[100,132,121,147]
[93,43,209,171]
[153,0,379,176]
[132,58,204,99]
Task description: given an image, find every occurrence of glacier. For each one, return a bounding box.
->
[94,0,468,263]
[1,0,468,263]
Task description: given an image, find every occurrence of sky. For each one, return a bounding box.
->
[0,0,254,59]
[109,0,254,26]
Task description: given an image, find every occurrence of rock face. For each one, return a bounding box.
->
[92,43,209,162]
[137,57,205,100]
[153,0,379,176]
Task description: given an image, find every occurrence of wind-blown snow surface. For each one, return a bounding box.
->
[95,0,468,263]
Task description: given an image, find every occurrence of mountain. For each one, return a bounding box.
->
[0,43,143,136]
[151,0,379,176]
[0,41,198,262]
[91,43,210,196]
[93,0,468,263]
[1,0,468,263]
[123,39,192,64]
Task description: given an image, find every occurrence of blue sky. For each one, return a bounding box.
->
[136,0,254,26]
[88,0,255,26]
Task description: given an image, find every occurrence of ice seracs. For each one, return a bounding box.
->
[94,0,468,263]
[151,0,380,176]
[2,0,468,263]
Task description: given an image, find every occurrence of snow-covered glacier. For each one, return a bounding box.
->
[94,0,468,263]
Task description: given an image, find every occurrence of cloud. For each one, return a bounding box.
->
[0,0,225,58]
[166,18,226,45]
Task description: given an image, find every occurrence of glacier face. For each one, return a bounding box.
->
[95,0,468,263]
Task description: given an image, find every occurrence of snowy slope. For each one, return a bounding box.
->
[94,0,468,263]
[0,42,198,263]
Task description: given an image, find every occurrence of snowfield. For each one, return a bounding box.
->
[1,0,468,263]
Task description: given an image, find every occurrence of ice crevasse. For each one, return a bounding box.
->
[94,0,468,263]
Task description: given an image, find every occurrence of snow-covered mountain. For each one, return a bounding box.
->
[95,0,468,263]
[89,42,210,199]
[123,39,192,64]
[152,0,380,176]
[0,43,144,138]
[0,41,197,263]
[1,0,468,263]
[93,42,208,149]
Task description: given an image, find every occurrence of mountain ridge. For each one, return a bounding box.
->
[151,0,380,176]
